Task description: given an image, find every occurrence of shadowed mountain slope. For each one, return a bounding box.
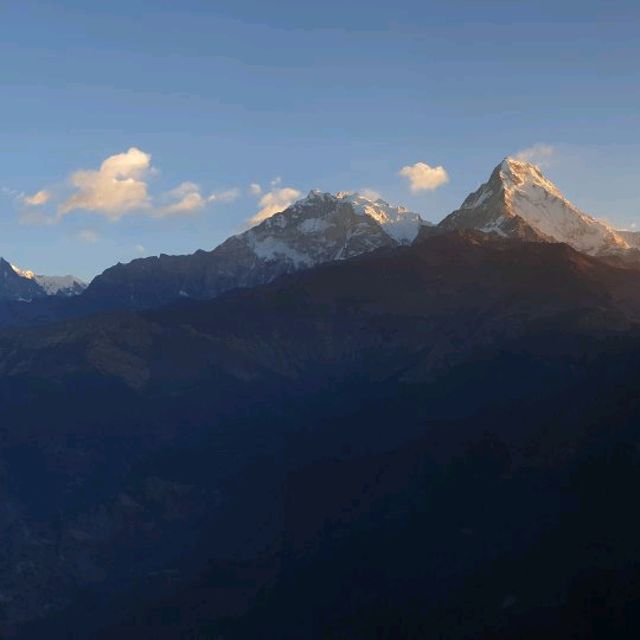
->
[2,233,640,638]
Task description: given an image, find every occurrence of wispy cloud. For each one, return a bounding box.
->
[399,162,449,193]
[18,209,55,226]
[208,188,240,204]
[155,183,241,218]
[2,186,24,200]
[359,188,383,201]
[23,190,52,206]
[154,181,205,217]
[75,228,100,244]
[249,186,302,226]
[515,144,555,167]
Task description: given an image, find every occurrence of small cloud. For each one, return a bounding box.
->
[359,188,383,201]
[18,209,55,226]
[399,162,449,193]
[135,244,146,255]
[1,186,24,200]
[208,188,240,204]
[155,183,240,218]
[249,187,302,226]
[249,183,263,196]
[59,147,152,220]
[155,181,205,217]
[76,228,100,244]
[271,177,282,188]
[515,144,555,167]
[23,190,52,206]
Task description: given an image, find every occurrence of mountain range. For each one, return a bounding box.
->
[2,158,640,638]
[0,157,636,317]
[73,158,640,308]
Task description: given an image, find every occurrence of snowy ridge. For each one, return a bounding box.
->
[337,192,425,243]
[241,190,428,267]
[11,264,87,297]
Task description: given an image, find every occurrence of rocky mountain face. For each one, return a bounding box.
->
[3,232,640,637]
[440,158,631,256]
[0,259,86,301]
[83,190,427,310]
[3,231,640,390]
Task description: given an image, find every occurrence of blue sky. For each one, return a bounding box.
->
[0,0,638,280]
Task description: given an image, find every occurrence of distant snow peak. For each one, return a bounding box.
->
[10,263,87,297]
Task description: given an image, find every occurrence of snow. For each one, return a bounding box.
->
[34,274,86,296]
[338,192,425,243]
[464,188,493,209]
[250,236,313,267]
[448,157,630,256]
[500,157,629,254]
[296,190,336,208]
[298,218,332,233]
[480,216,508,237]
[10,264,86,296]
[238,188,430,277]
[10,264,35,280]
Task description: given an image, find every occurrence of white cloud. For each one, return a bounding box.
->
[1,186,22,200]
[208,188,240,204]
[59,147,152,220]
[515,144,555,167]
[76,228,100,244]
[155,181,205,217]
[399,162,449,193]
[18,209,55,226]
[154,183,240,218]
[249,187,302,226]
[135,244,146,255]
[359,188,383,201]
[16,147,241,222]
[23,190,52,206]
[249,183,263,196]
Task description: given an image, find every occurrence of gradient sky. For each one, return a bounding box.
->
[1,0,638,280]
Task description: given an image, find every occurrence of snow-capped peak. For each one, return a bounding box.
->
[441,158,630,256]
[10,264,87,297]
